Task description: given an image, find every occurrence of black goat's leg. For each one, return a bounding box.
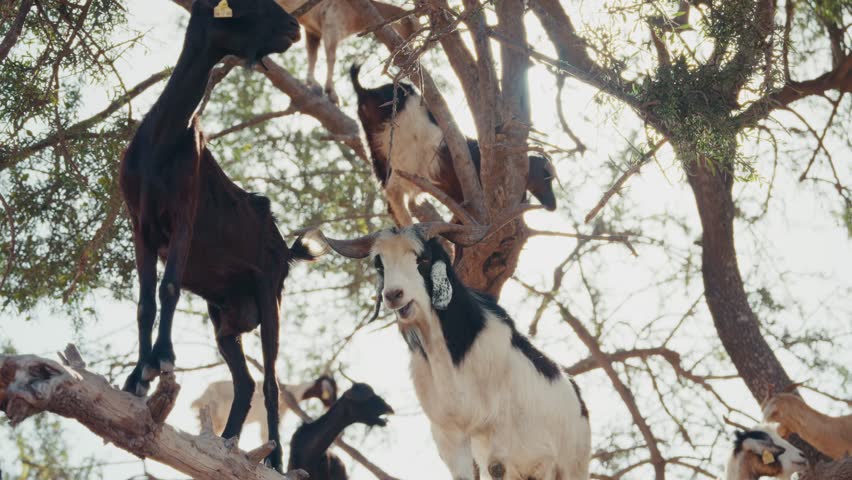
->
[258,287,283,472]
[144,222,192,379]
[123,233,158,396]
[214,321,255,440]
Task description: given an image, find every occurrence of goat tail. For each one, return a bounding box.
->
[349,63,366,96]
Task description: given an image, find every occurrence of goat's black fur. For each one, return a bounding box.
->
[288,383,393,480]
[118,0,301,471]
[373,235,563,380]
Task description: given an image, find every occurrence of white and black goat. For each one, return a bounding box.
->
[308,222,591,480]
[288,382,393,480]
[724,425,807,480]
[192,374,337,440]
[350,65,558,226]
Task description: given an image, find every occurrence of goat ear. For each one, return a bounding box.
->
[430,261,452,310]
[368,275,384,323]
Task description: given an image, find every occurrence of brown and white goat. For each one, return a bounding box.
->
[276,0,417,104]
[350,64,558,226]
[192,375,338,441]
[119,0,307,471]
[763,393,852,460]
[724,425,808,480]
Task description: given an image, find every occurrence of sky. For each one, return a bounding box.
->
[1,1,851,479]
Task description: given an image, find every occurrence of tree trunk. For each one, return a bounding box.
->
[682,152,793,401]
[681,150,828,461]
[0,346,306,480]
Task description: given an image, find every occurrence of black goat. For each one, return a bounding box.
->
[350,64,558,226]
[288,383,393,480]
[119,0,303,471]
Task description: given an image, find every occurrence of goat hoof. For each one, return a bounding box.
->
[488,462,505,479]
[325,89,339,105]
[122,367,151,397]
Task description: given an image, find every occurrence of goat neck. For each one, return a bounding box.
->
[294,400,356,461]
[143,10,221,146]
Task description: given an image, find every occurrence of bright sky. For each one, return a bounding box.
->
[1,1,850,479]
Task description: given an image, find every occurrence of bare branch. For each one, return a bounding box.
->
[0,349,305,480]
[584,139,667,224]
[395,170,476,225]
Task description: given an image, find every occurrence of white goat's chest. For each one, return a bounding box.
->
[373,97,445,184]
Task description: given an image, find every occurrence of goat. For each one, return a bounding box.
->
[192,374,338,440]
[724,425,807,480]
[763,393,852,460]
[288,382,394,480]
[350,64,558,226]
[308,221,591,480]
[276,0,417,104]
[119,0,306,471]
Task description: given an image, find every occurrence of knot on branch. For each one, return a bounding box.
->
[0,355,74,426]
[146,371,180,424]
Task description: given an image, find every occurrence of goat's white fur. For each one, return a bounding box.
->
[725,425,806,480]
[192,380,323,440]
[372,93,445,226]
[372,232,591,480]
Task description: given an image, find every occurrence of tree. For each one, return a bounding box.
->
[1,0,850,479]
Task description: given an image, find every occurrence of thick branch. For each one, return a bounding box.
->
[0,0,34,63]
[0,346,305,480]
[737,54,852,127]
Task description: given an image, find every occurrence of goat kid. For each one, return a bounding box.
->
[763,393,852,460]
[276,0,417,104]
[192,374,338,440]
[310,222,591,480]
[350,64,558,226]
[119,0,305,471]
[288,383,394,480]
[725,426,807,480]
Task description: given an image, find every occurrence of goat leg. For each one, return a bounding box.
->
[144,221,193,379]
[122,235,158,397]
[259,286,284,472]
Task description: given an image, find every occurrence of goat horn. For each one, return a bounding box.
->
[301,228,379,259]
[414,203,540,246]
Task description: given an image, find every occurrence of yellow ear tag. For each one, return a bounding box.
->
[214,0,233,18]
[321,390,330,400]
[762,450,775,465]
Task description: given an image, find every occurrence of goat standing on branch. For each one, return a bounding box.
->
[288,382,394,480]
[763,393,852,460]
[119,0,311,471]
[350,65,557,226]
[307,217,591,480]
[275,0,417,104]
[724,425,807,480]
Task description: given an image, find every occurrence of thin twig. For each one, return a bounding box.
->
[584,139,667,223]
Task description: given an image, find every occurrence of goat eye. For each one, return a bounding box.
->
[374,256,384,271]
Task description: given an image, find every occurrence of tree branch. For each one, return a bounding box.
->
[0,346,306,480]
[0,67,171,172]
[0,0,34,63]
[737,54,852,127]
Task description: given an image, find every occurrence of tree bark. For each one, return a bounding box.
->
[0,346,306,480]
